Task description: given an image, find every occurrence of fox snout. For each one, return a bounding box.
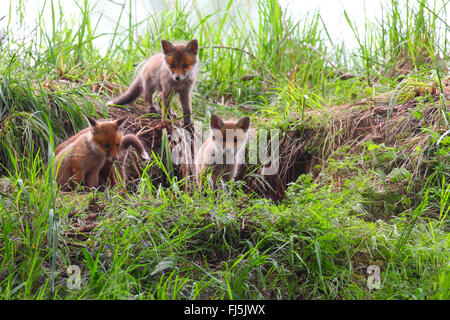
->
[106,154,117,162]
[105,146,120,162]
[105,147,120,162]
[171,72,186,82]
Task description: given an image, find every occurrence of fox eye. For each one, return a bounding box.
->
[170,63,175,68]
[116,143,120,147]
[104,143,110,149]
[182,64,188,68]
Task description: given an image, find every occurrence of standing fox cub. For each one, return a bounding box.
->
[55,118,148,189]
[195,114,250,188]
[108,39,199,127]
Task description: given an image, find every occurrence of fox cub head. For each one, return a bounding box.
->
[161,39,198,82]
[87,116,127,161]
[210,114,250,154]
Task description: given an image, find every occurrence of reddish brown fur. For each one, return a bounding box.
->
[55,129,148,189]
[97,134,149,187]
[55,127,89,154]
[55,117,126,190]
[90,119,123,160]
[164,50,197,78]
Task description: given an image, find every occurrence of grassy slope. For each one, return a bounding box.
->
[0,0,449,299]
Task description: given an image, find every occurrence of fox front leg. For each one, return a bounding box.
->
[85,170,100,189]
[178,88,193,128]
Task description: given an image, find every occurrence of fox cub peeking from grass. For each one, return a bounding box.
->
[195,114,250,188]
[108,39,199,128]
[55,119,148,189]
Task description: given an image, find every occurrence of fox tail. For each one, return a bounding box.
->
[120,134,149,160]
[108,77,143,106]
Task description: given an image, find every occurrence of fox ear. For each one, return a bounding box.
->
[161,40,174,54]
[237,116,250,132]
[210,114,224,130]
[87,116,97,127]
[114,117,127,129]
[185,39,198,55]
[87,116,98,133]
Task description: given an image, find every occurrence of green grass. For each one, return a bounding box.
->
[0,0,449,300]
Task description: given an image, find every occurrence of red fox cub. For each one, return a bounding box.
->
[108,39,199,127]
[56,128,149,188]
[195,114,250,188]
[55,116,126,190]
[98,134,149,187]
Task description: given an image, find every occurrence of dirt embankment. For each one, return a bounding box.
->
[108,80,449,203]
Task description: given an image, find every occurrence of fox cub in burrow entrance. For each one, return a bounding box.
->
[56,126,149,188]
[108,39,199,128]
[195,114,250,188]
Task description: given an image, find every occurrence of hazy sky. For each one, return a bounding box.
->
[2,0,449,53]
[280,0,384,47]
